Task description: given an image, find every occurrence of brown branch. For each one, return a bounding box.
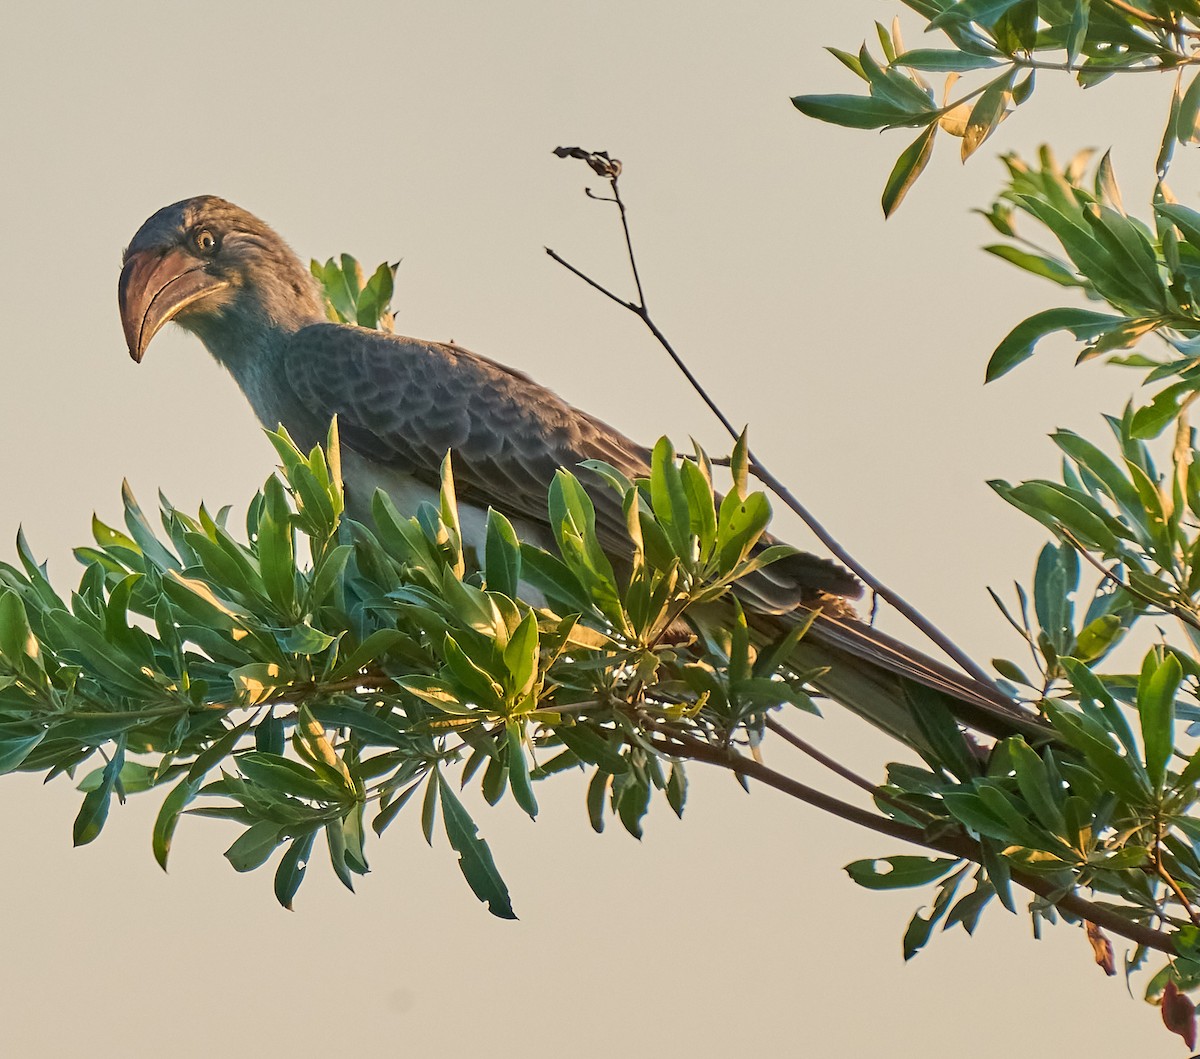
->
[641,715,1175,954]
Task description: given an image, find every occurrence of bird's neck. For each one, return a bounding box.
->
[184,279,327,426]
[193,278,325,362]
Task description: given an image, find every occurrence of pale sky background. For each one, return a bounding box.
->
[0,1,1189,1055]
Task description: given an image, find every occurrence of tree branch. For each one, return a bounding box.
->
[641,714,1175,954]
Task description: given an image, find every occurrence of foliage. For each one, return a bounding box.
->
[0,422,826,920]
[7,0,1200,1048]
[799,0,1200,1046]
[311,254,398,331]
[794,1,1200,215]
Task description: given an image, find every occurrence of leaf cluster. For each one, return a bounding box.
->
[795,2,1200,214]
[0,424,823,918]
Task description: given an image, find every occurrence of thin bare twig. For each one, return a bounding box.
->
[764,715,878,795]
[640,714,1174,954]
[547,153,1005,695]
[1058,526,1200,633]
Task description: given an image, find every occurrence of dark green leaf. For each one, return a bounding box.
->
[1140,652,1181,789]
[436,770,516,919]
[555,723,629,775]
[273,829,317,909]
[153,774,202,870]
[845,856,958,889]
[224,820,284,872]
[893,48,1000,71]
[791,94,924,129]
[986,307,1123,381]
[505,721,538,819]
[882,123,938,218]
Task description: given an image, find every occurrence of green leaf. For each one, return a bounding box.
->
[1131,382,1193,440]
[238,752,339,803]
[893,48,1000,71]
[153,774,202,870]
[502,611,540,701]
[986,308,1124,381]
[1178,70,1200,146]
[0,730,46,774]
[1158,202,1200,249]
[505,721,538,819]
[679,455,719,559]
[274,829,317,909]
[436,770,516,919]
[616,775,651,839]
[716,492,772,572]
[791,94,924,129]
[1051,429,1144,527]
[1140,652,1181,790]
[1009,740,1065,833]
[587,768,609,833]
[484,510,521,598]
[555,723,629,774]
[1044,704,1148,803]
[928,0,1027,29]
[73,741,124,847]
[846,856,958,889]
[882,123,938,218]
[1074,614,1123,662]
[650,438,692,558]
[187,717,255,783]
[421,771,439,845]
[372,779,423,837]
[666,762,687,818]
[983,244,1082,287]
[1065,0,1090,66]
[1000,481,1121,551]
[257,476,297,618]
[77,760,162,794]
[903,908,937,960]
[907,683,980,782]
[224,820,285,872]
[0,591,42,677]
[441,634,504,708]
[826,46,866,79]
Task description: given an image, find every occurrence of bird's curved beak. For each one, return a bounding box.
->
[118,247,230,363]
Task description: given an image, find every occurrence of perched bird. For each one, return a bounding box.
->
[118,196,1047,748]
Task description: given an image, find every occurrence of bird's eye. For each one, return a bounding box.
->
[193,229,218,255]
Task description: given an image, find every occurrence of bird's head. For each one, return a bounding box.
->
[119,196,326,363]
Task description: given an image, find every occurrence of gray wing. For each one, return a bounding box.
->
[281,324,652,542]
[280,323,858,606]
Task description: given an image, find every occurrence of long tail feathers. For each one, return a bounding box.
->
[769,609,1053,750]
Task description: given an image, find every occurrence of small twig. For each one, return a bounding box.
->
[764,715,877,795]
[1099,0,1200,35]
[548,152,1005,695]
[1157,851,1200,927]
[1154,802,1200,927]
[1059,526,1200,633]
[544,248,635,311]
[640,714,1174,954]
